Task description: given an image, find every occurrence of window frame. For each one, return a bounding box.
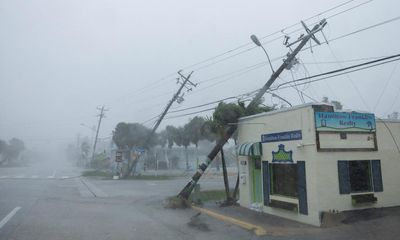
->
[269,163,298,199]
[348,160,373,193]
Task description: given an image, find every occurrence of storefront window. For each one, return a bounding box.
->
[270,164,298,198]
[349,160,372,192]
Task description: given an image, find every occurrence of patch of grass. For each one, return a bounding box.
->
[123,175,172,180]
[166,189,238,209]
[81,170,112,178]
[190,189,229,203]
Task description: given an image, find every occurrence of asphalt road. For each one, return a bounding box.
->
[2,159,399,240]
[0,159,252,240]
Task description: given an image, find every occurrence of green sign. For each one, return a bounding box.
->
[272,144,293,163]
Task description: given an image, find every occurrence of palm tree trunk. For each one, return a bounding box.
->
[232,174,240,200]
[220,147,230,200]
[185,146,189,170]
[164,148,169,169]
[123,149,139,178]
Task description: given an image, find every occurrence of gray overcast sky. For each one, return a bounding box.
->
[1,0,400,151]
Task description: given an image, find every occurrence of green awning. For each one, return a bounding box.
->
[237,142,262,156]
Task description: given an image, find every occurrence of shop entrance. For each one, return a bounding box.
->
[251,156,262,203]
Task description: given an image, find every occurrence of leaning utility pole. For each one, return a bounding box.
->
[145,70,197,145]
[178,19,327,199]
[125,71,197,176]
[91,106,108,165]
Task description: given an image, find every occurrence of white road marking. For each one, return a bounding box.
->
[0,207,21,229]
[0,175,80,180]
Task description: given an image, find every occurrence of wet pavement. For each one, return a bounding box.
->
[1,160,400,239]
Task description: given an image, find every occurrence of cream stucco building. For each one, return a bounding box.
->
[237,103,400,226]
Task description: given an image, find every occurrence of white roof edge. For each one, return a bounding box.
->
[376,118,400,123]
[238,102,333,122]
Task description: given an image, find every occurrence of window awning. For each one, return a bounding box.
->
[236,142,262,156]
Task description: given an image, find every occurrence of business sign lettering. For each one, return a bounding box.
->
[315,112,376,132]
[261,130,302,143]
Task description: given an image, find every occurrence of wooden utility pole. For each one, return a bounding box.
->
[91,106,108,166]
[145,71,196,145]
[178,19,328,199]
[125,71,197,176]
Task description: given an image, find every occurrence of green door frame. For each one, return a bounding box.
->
[251,156,262,203]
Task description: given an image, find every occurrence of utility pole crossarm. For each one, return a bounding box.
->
[248,19,327,110]
[145,71,195,146]
[178,19,327,199]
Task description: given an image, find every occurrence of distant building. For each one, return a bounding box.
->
[237,103,400,226]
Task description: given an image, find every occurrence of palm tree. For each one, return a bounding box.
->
[205,102,244,204]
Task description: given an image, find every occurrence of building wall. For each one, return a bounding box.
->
[238,104,400,226]
[315,120,400,213]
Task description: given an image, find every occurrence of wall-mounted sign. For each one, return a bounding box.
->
[272,144,293,163]
[261,130,302,143]
[315,112,376,132]
[115,151,123,162]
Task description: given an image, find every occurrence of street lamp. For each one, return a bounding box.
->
[250,34,275,73]
[80,123,96,132]
[251,34,292,107]
[270,93,293,107]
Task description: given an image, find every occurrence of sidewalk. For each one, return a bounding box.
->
[195,202,400,239]
[198,203,317,237]
[139,167,238,177]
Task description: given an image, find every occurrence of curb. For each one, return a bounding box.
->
[191,205,267,236]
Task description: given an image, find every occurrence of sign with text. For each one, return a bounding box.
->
[115,151,123,162]
[261,130,302,143]
[315,112,376,132]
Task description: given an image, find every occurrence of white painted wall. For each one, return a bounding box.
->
[237,104,400,226]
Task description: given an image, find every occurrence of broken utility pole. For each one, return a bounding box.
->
[178,19,327,199]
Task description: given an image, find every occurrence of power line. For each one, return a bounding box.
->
[141,90,258,123]
[179,0,369,72]
[303,15,400,52]
[185,0,373,73]
[110,0,373,105]
[113,1,386,125]
[192,12,400,93]
[309,51,339,100]
[327,45,371,111]
[273,54,400,90]
[387,84,400,114]
[302,56,388,65]
[158,55,400,121]
[373,61,400,111]
[182,16,400,96]
[165,107,216,120]
[145,54,400,122]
